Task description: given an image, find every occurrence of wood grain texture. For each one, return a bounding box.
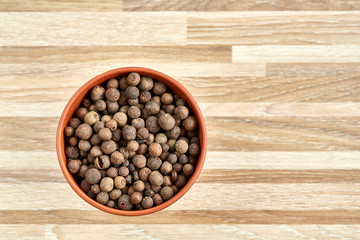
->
[0,0,122,11]
[188,12,360,45]
[123,0,360,11]
[1,1,360,239]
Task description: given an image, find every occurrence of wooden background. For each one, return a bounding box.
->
[1,0,360,239]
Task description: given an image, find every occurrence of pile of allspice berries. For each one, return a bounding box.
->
[64,73,200,210]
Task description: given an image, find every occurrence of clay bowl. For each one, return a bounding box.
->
[56,67,207,215]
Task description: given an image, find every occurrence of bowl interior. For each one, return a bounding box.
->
[56,67,207,215]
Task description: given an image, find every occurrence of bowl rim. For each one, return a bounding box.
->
[56,67,207,216]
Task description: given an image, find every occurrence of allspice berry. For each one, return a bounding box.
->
[175,140,188,154]
[107,167,118,178]
[139,76,154,91]
[114,176,126,189]
[111,151,124,165]
[118,166,130,177]
[119,76,129,90]
[64,126,74,137]
[175,174,187,188]
[113,112,127,127]
[76,107,88,121]
[75,123,93,140]
[149,142,162,157]
[139,167,151,181]
[109,189,122,200]
[91,184,101,194]
[139,91,151,103]
[80,179,91,192]
[79,165,89,178]
[132,154,146,168]
[133,180,145,192]
[127,72,141,86]
[183,164,194,177]
[132,118,145,129]
[93,121,104,133]
[128,106,141,119]
[137,127,149,140]
[118,195,133,210]
[167,154,177,164]
[105,119,117,131]
[98,128,112,141]
[91,86,105,101]
[107,78,119,89]
[161,93,173,105]
[65,146,79,159]
[112,128,122,141]
[159,114,175,131]
[188,143,200,157]
[94,155,111,169]
[149,171,163,186]
[95,100,106,111]
[96,191,109,205]
[125,86,140,99]
[183,115,198,131]
[85,168,101,184]
[160,161,172,175]
[130,192,143,204]
[101,140,117,154]
[68,118,81,129]
[174,106,189,120]
[67,159,81,174]
[100,177,114,192]
[166,126,181,139]
[162,175,171,187]
[152,193,163,206]
[160,186,174,200]
[141,196,154,209]
[90,145,102,157]
[122,125,136,141]
[153,82,167,95]
[146,116,160,133]
[147,157,162,170]
[145,101,160,115]
[84,111,100,126]
[105,88,120,102]
[155,133,167,144]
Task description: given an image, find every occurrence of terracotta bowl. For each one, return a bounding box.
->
[56,67,207,216]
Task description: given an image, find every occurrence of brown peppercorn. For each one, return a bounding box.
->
[96,191,109,205]
[113,112,127,127]
[127,72,141,86]
[139,167,151,181]
[141,196,154,209]
[76,107,88,121]
[188,143,200,157]
[183,164,194,177]
[110,151,124,165]
[149,171,163,186]
[128,106,141,119]
[80,179,91,192]
[111,128,121,141]
[84,111,99,126]
[160,152,169,162]
[94,155,111,169]
[118,166,129,177]
[139,91,152,103]
[152,193,163,206]
[68,118,81,129]
[91,184,101,194]
[76,123,93,140]
[153,82,167,95]
[65,146,79,159]
[98,128,112,141]
[145,101,160,115]
[105,88,120,102]
[119,76,129,90]
[118,194,133,210]
[175,140,188,154]
[125,86,140,99]
[78,140,91,152]
[149,142,162,157]
[173,163,183,173]
[85,168,101,184]
[107,167,118,178]
[160,161,173,175]
[130,192,143,204]
[67,159,81,174]
[93,121,104,133]
[165,105,175,114]
[132,180,144,192]
[91,86,105,101]
[160,186,174,200]
[161,93,173,105]
[155,133,167,145]
[100,177,114,192]
[137,144,147,155]
[105,119,117,131]
[174,106,189,120]
[106,200,115,208]
[183,115,198,131]
[109,189,122,200]
[175,174,187,188]
[64,126,74,137]
[131,154,146,168]
[137,127,149,140]
[166,126,181,140]
[90,134,101,146]
[101,140,117,154]
[106,100,119,113]
[147,157,162,170]
[131,118,145,129]
[128,98,139,106]
[167,154,177,164]
[162,175,172,187]
[79,165,89,178]
[138,76,154,91]
[95,100,106,111]
[158,114,176,131]
[122,125,136,141]
[146,116,160,134]
[114,176,126,189]
[126,140,138,152]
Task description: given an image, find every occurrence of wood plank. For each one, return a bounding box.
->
[1,74,360,104]
[0,0,122,11]
[267,62,360,77]
[2,116,360,151]
[0,12,186,46]
[1,182,359,210]
[0,46,231,64]
[188,12,360,45]
[1,224,360,239]
[2,210,360,224]
[123,0,360,11]
[233,45,360,63]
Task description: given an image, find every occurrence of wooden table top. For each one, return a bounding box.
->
[1,1,360,239]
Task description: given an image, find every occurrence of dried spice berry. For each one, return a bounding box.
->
[122,125,136,141]
[146,116,160,133]
[65,146,79,159]
[139,76,154,91]
[91,184,101,194]
[109,189,122,200]
[68,118,81,129]
[183,115,198,131]
[91,86,105,101]
[100,177,114,192]
[130,192,143,204]
[85,168,101,184]
[127,72,141,86]
[95,100,106,111]
[118,195,133,210]
[160,186,174,200]
[132,154,146,168]
[160,161,172,175]
[139,91,151,103]
[152,193,163,206]
[139,167,151,182]
[76,123,93,140]
[141,196,154,209]
[84,111,100,126]
[161,93,173,105]
[145,101,160,115]
[96,191,109,204]
[159,114,175,131]
[126,86,140,99]
[67,160,81,174]
[149,142,162,157]
[93,121,104,133]
[98,128,112,141]
[105,119,117,131]
[188,143,200,157]
[114,176,126,189]
[118,166,130,177]
[101,140,117,154]
[113,112,127,127]
[64,126,74,137]
[153,82,167,95]
[175,140,188,154]
[107,167,118,178]
[149,171,163,186]
[128,106,141,119]
[105,88,120,102]
[132,118,145,129]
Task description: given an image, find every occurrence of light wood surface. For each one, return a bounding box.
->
[1,1,360,239]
